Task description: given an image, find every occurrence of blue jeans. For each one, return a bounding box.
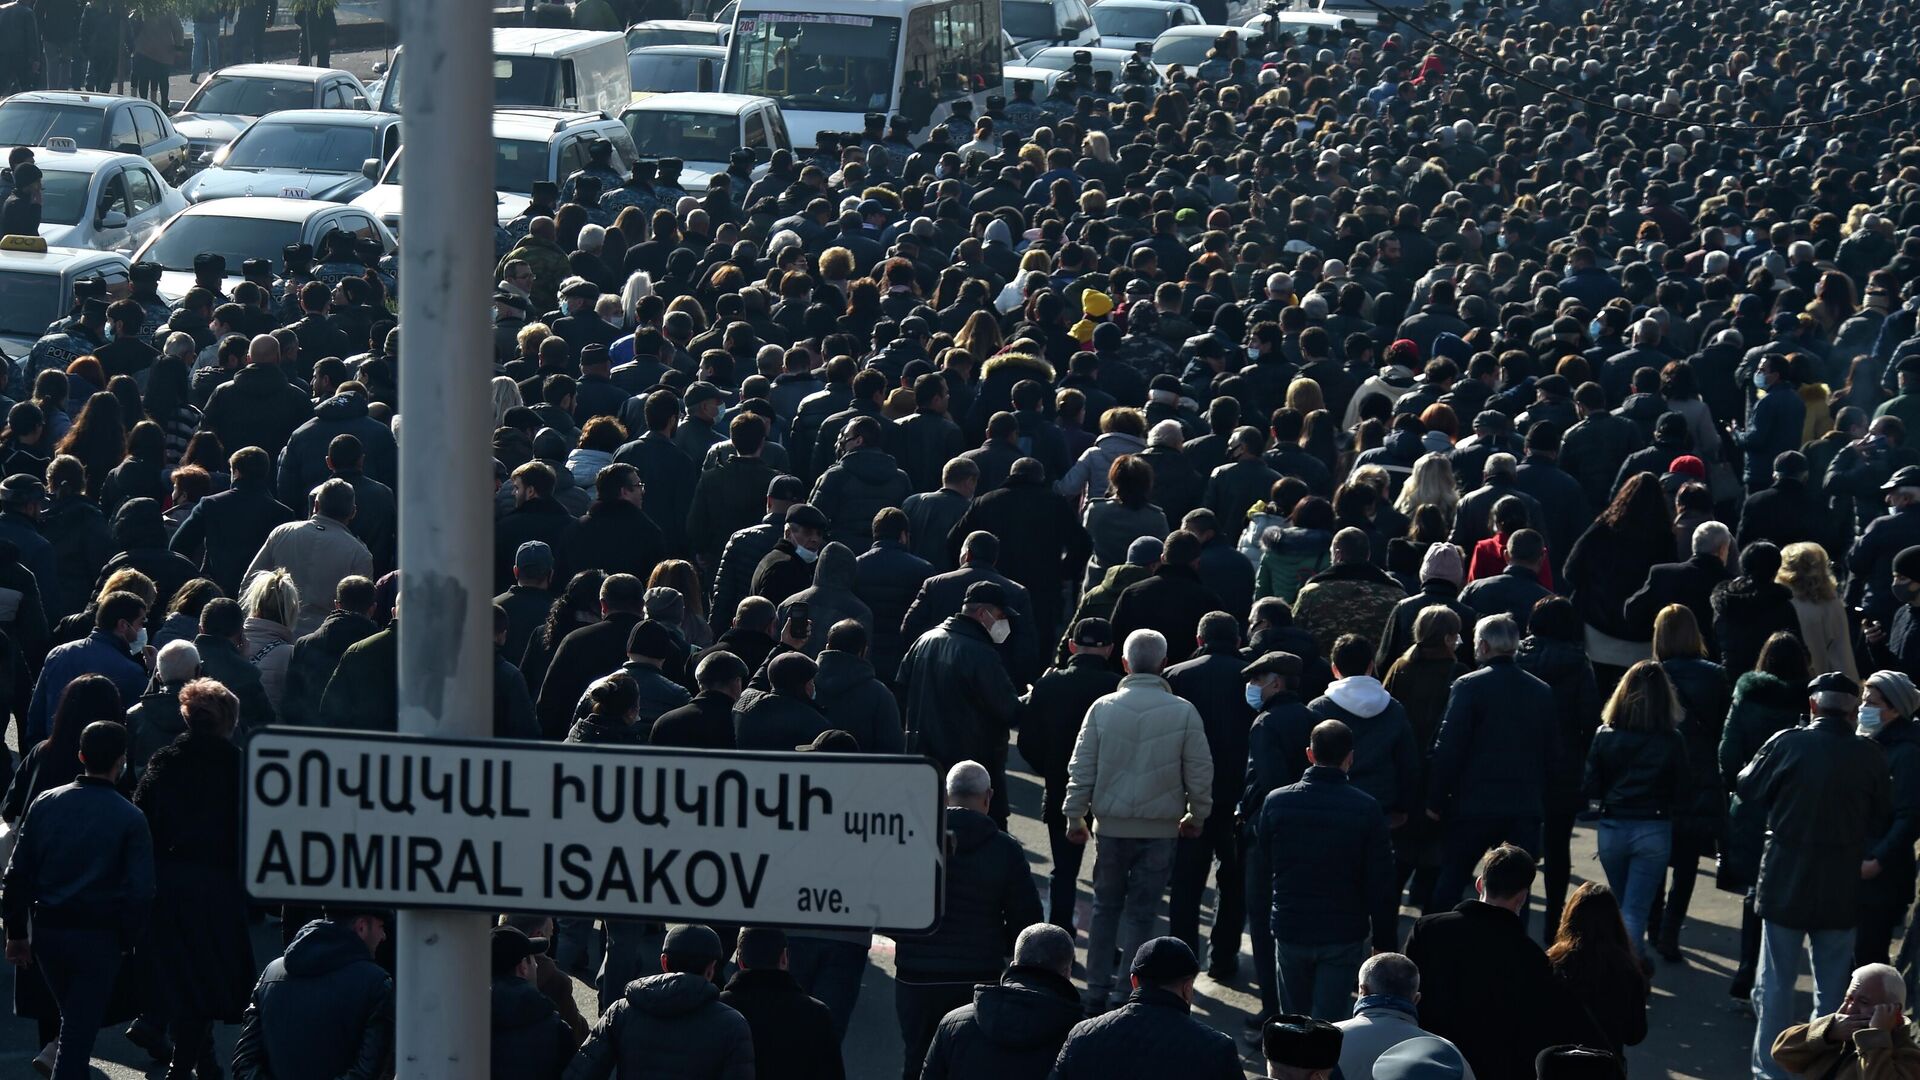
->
[191,19,220,77]
[1243,833,1278,1017]
[1596,818,1673,955]
[1752,921,1854,1079]
[1275,938,1366,1021]
[34,926,123,1080]
[787,935,868,1042]
[1085,835,1176,1006]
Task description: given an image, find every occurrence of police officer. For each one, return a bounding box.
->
[313,230,365,290]
[1041,75,1078,122]
[1004,79,1048,138]
[356,236,397,299]
[858,111,887,149]
[601,158,661,219]
[570,175,613,227]
[273,243,315,323]
[561,138,624,206]
[810,131,842,174]
[127,262,171,347]
[169,254,229,318]
[722,148,755,204]
[884,114,917,157]
[28,295,107,382]
[506,180,560,244]
[653,158,689,206]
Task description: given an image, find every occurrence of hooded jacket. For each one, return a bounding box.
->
[810,446,913,547]
[773,542,872,656]
[921,966,1082,1080]
[1307,676,1419,814]
[490,976,576,1080]
[230,919,394,1080]
[813,648,903,753]
[1256,524,1331,604]
[1057,430,1148,502]
[277,391,397,501]
[562,971,754,1080]
[96,497,198,618]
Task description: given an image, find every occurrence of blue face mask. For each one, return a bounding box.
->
[1860,705,1886,735]
[1589,319,1604,339]
[1497,234,1510,250]
[1754,369,1769,389]
[1244,683,1266,710]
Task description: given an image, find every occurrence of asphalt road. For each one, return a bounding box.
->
[0,733,1782,1077]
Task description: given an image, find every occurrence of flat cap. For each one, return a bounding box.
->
[1241,651,1303,680]
[1261,1014,1343,1068]
[1072,617,1113,647]
[783,503,828,531]
[1129,936,1199,981]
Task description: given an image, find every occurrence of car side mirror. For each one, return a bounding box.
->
[351,94,368,110]
[167,100,183,112]
[373,61,388,75]
[114,142,139,155]
[361,158,381,181]
[98,210,128,229]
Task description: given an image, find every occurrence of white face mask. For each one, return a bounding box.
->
[129,626,147,652]
[989,618,1011,644]
[794,544,818,564]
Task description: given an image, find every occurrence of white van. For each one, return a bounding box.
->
[1003,0,1099,57]
[377,29,632,117]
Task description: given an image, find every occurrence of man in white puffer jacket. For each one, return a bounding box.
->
[1062,628,1214,1014]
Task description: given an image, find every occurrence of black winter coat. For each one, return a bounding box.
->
[279,609,379,730]
[853,539,932,680]
[1164,647,1257,817]
[810,447,912,547]
[1582,725,1690,818]
[1515,636,1601,818]
[556,499,665,587]
[1458,562,1554,634]
[1563,519,1674,640]
[562,972,754,1080]
[1560,412,1645,510]
[1737,476,1831,554]
[490,977,575,1080]
[1661,656,1731,826]
[710,516,781,637]
[1624,553,1731,655]
[1018,655,1121,822]
[535,612,641,740]
[732,687,830,750]
[902,488,969,571]
[1138,444,1206,524]
[1258,764,1398,950]
[1710,577,1799,678]
[900,565,1039,685]
[169,481,298,596]
[1403,901,1576,1080]
[718,969,845,1080]
[898,614,1020,774]
[896,409,966,494]
[921,967,1081,1080]
[1374,580,1478,672]
[894,807,1043,983]
[1427,656,1559,821]
[1238,692,1316,823]
[650,690,738,750]
[231,920,395,1080]
[613,431,698,556]
[1742,714,1892,929]
[202,363,315,459]
[686,455,782,563]
[277,391,397,501]
[1109,564,1223,667]
[1865,717,1920,909]
[947,473,1092,597]
[1050,985,1241,1080]
[494,495,576,594]
[749,538,817,609]
[813,649,903,753]
[40,494,112,619]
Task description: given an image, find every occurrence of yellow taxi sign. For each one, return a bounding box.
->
[0,235,48,253]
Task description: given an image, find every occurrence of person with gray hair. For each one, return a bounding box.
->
[1741,671,1894,1079]
[894,760,1043,1079]
[1062,628,1215,1013]
[920,922,1083,1079]
[1425,613,1559,912]
[124,638,201,778]
[1334,953,1471,1079]
[243,476,372,636]
[1770,961,1920,1078]
[1623,517,1733,659]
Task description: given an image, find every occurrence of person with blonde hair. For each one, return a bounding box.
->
[240,568,300,710]
[1649,603,1732,960]
[1778,541,1859,680]
[491,376,524,428]
[1584,658,1689,960]
[1394,452,1459,523]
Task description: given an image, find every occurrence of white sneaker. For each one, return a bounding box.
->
[31,1042,54,1076]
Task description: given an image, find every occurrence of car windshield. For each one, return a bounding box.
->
[1029,49,1126,76]
[724,11,902,113]
[626,26,721,48]
[629,53,711,92]
[1091,7,1169,37]
[1151,33,1214,66]
[36,170,92,227]
[386,55,560,111]
[379,139,550,194]
[0,272,61,335]
[184,76,313,116]
[622,110,736,167]
[0,102,103,148]
[1001,1,1057,41]
[222,121,380,173]
[142,215,299,273]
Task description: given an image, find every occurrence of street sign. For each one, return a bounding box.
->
[244,727,946,932]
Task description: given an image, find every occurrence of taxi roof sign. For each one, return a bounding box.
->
[43,138,77,152]
[0,236,48,253]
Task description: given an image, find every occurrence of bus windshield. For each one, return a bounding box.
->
[725,11,902,113]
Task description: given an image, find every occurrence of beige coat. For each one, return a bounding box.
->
[245,515,374,637]
[1061,672,1213,837]
[1791,596,1859,682]
[1772,1013,1920,1080]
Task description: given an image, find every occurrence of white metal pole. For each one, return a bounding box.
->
[393,0,495,1076]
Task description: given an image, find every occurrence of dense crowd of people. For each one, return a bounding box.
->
[12,0,1920,1074]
